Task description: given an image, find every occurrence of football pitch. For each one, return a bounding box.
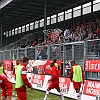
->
[12,84,72,100]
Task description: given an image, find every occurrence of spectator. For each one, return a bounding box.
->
[25,41,29,47]
[74,32,79,41]
[31,41,35,47]
[88,30,94,39]
[92,33,98,39]
[96,27,100,38]
[36,47,42,60]
[64,27,71,41]
[21,43,25,48]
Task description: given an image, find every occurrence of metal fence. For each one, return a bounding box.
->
[0,39,100,80]
[0,44,63,61]
[63,41,84,62]
[63,39,100,79]
[86,39,100,60]
[0,39,100,61]
[85,39,100,80]
[63,41,85,77]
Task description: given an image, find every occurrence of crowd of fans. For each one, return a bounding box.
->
[20,17,100,48]
[19,18,100,59]
[2,17,98,60]
[63,18,100,42]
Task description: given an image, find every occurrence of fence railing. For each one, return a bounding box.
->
[0,44,63,61]
[0,39,100,62]
[0,39,100,80]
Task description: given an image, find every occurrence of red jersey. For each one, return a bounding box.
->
[49,65,59,83]
[96,28,100,34]
[0,74,12,90]
[20,63,32,88]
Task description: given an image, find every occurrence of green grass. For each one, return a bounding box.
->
[12,84,72,100]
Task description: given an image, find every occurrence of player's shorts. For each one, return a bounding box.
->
[2,86,12,96]
[73,81,82,89]
[48,82,60,91]
[16,85,27,100]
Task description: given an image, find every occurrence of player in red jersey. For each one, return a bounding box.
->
[0,74,12,100]
[43,62,64,100]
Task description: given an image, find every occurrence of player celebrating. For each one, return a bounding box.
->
[0,74,12,100]
[43,62,65,100]
[70,60,84,100]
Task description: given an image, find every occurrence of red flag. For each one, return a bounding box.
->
[47,28,62,42]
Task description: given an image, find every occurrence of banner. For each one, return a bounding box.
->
[27,60,62,75]
[43,28,62,42]
[59,77,70,94]
[4,60,13,70]
[83,80,100,96]
[5,70,98,100]
[44,60,52,74]
[85,60,100,72]
[32,74,45,88]
[27,60,46,74]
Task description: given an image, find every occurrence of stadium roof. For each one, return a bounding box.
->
[0,0,93,32]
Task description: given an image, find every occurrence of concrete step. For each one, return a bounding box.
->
[86,56,99,60]
[87,54,97,57]
[88,52,96,55]
[76,60,84,62]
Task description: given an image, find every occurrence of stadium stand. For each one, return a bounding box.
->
[1,17,100,50]
[0,0,100,79]
[1,2,100,100]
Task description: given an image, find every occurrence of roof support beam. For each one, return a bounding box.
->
[0,0,93,32]
[44,0,47,39]
[2,0,32,17]
[0,0,12,9]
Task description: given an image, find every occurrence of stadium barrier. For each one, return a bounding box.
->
[0,43,62,61]
[4,59,63,75]
[1,39,100,61]
[4,70,99,100]
[3,59,100,100]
